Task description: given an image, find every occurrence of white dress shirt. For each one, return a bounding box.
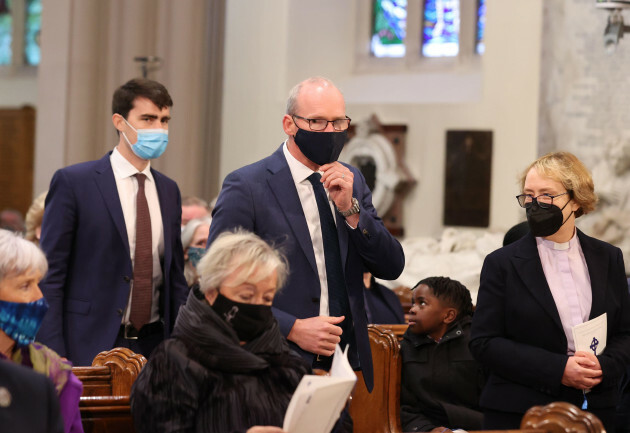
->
[283,142,339,316]
[537,231,592,354]
[110,147,164,325]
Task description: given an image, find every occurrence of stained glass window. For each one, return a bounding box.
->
[371,0,407,58]
[422,0,460,58]
[24,0,40,65]
[476,0,486,54]
[0,0,12,65]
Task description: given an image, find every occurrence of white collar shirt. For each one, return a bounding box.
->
[283,141,337,316]
[110,147,164,325]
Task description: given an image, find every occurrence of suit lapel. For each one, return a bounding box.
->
[577,230,607,319]
[94,153,130,253]
[152,169,170,271]
[266,148,318,274]
[512,234,564,330]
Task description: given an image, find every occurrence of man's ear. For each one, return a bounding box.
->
[443,308,457,325]
[282,114,297,136]
[112,113,125,132]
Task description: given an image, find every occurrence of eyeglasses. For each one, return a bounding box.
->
[292,114,351,131]
[515,192,570,209]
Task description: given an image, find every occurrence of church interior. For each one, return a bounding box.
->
[1,0,630,432]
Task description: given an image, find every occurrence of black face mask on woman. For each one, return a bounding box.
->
[211,292,275,342]
[526,200,573,237]
[294,128,347,166]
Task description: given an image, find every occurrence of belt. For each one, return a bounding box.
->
[120,321,164,340]
[312,354,333,370]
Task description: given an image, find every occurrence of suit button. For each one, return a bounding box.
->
[123,276,130,282]
[117,309,123,316]
[362,229,371,239]
[311,297,320,303]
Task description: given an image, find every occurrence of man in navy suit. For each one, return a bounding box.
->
[207,77,405,391]
[38,78,189,366]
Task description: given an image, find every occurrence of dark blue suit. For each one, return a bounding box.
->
[207,145,405,391]
[38,153,189,366]
[470,230,630,426]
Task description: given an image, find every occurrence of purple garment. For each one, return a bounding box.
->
[58,371,84,433]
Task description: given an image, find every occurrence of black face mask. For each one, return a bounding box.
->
[526,200,572,237]
[294,127,347,166]
[211,292,275,342]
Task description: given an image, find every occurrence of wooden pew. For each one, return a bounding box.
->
[72,348,146,433]
[349,325,605,433]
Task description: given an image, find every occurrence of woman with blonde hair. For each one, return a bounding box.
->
[471,152,630,432]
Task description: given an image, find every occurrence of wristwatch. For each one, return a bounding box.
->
[338,197,360,217]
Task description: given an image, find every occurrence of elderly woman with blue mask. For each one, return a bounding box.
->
[131,229,313,433]
[181,217,212,288]
[0,229,83,433]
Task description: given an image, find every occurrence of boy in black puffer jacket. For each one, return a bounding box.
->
[400,276,485,433]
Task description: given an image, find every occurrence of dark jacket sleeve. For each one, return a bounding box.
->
[38,169,77,357]
[131,341,204,433]
[346,168,405,281]
[400,380,438,432]
[597,248,630,388]
[169,185,190,319]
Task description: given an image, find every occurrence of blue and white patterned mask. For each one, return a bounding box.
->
[0,298,49,347]
[187,247,206,269]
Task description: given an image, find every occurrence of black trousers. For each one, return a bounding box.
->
[114,321,164,359]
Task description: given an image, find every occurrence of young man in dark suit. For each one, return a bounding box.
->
[38,78,189,366]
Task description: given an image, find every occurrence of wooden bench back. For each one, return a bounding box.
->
[72,348,146,433]
[349,324,402,433]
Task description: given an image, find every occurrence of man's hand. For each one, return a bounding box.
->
[561,353,602,389]
[287,316,344,356]
[319,162,353,212]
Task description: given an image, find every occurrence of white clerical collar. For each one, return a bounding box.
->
[537,229,578,251]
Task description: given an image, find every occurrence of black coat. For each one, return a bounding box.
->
[470,230,630,416]
[400,317,485,432]
[130,289,311,433]
[0,359,64,433]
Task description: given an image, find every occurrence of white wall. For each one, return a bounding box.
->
[220,0,543,238]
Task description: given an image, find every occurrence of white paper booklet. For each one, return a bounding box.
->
[572,313,607,355]
[283,345,357,433]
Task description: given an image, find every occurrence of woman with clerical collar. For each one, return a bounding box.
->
[470,151,630,432]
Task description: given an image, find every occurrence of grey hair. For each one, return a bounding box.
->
[0,229,48,281]
[181,217,212,250]
[197,229,288,296]
[286,76,340,115]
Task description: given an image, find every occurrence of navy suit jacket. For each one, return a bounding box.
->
[38,153,189,366]
[470,230,630,413]
[207,145,405,391]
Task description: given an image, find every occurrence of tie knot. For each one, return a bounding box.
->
[307,172,322,186]
[135,173,147,187]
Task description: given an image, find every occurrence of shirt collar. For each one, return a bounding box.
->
[537,228,578,251]
[111,147,154,182]
[282,141,319,184]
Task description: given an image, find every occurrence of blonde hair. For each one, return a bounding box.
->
[197,229,288,296]
[519,151,597,218]
[25,191,47,243]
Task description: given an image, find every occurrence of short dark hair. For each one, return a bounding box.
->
[413,276,473,320]
[112,78,173,119]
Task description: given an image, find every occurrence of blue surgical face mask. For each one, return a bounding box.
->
[0,297,49,347]
[122,117,169,160]
[187,247,206,268]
